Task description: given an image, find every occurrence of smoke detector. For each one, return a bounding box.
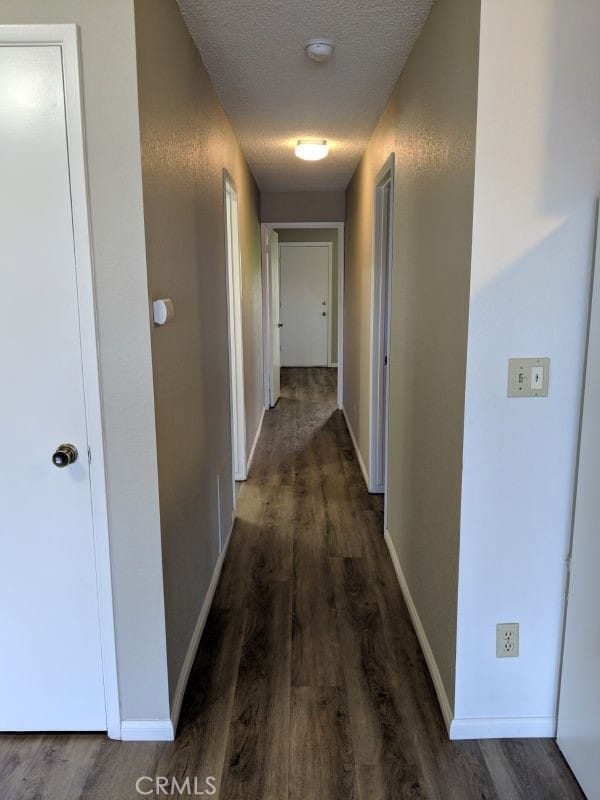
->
[305,38,334,63]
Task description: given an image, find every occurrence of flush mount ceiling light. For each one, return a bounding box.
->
[305,38,334,63]
[295,139,329,161]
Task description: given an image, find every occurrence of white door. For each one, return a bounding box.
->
[0,44,106,730]
[280,243,331,367]
[269,230,281,405]
[379,182,393,489]
[556,210,600,799]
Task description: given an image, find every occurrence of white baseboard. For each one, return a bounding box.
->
[341,406,370,490]
[121,719,174,741]
[169,512,235,736]
[450,716,556,740]
[247,406,266,473]
[383,529,454,732]
[383,530,556,741]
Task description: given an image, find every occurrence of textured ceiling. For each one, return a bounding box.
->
[177,0,434,192]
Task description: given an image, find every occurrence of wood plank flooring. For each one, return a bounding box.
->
[0,367,584,799]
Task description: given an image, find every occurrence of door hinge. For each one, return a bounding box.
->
[564,555,573,600]
[565,555,572,573]
[384,355,388,366]
[88,446,92,464]
[266,244,271,255]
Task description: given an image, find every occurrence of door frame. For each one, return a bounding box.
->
[278,241,334,368]
[369,155,395,498]
[556,200,600,790]
[266,228,281,407]
[261,222,345,409]
[223,172,247,487]
[0,24,120,737]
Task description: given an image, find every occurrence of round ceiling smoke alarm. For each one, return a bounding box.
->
[305,38,334,63]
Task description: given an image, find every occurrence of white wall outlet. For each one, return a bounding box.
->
[497,622,519,657]
[507,358,549,397]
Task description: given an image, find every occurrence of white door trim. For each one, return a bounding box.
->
[369,155,395,500]
[278,241,334,367]
[556,201,600,793]
[0,24,120,737]
[261,222,344,409]
[265,230,280,407]
[224,172,247,486]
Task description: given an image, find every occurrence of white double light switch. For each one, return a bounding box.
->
[508,358,550,397]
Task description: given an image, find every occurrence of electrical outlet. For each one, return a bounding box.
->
[496,623,519,658]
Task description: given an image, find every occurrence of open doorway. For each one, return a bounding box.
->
[369,155,394,497]
[224,172,247,490]
[261,222,344,410]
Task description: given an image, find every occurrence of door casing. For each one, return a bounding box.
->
[261,221,345,410]
[268,229,281,406]
[224,172,247,487]
[556,201,600,796]
[0,24,119,738]
[369,155,395,508]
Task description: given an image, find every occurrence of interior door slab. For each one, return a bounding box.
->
[280,243,330,367]
[0,43,105,731]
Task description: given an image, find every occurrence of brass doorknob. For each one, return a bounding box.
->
[52,444,78,468]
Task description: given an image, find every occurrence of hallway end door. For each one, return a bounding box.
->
[280,242,332,367]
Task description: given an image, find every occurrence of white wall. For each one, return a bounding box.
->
[0,0,170,723]
[455,0,600,735]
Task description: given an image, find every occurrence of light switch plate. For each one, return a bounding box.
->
[508,357,550,397]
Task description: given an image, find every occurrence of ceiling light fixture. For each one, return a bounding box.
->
[295,139,329,161]
[305,38,334,63]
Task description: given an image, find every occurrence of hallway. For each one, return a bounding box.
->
[0,369,584,798]
[192,367,583,799]
[1,0,599,791]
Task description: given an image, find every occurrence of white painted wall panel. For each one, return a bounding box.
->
[456,0,600,726]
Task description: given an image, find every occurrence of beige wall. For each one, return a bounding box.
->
[1,0,170,722]
[344,0,480,710]
[276,228,339,363]
[134,0,262,705]
[261,191,345,223]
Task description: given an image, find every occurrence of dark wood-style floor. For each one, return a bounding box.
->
[0,368,584,799]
